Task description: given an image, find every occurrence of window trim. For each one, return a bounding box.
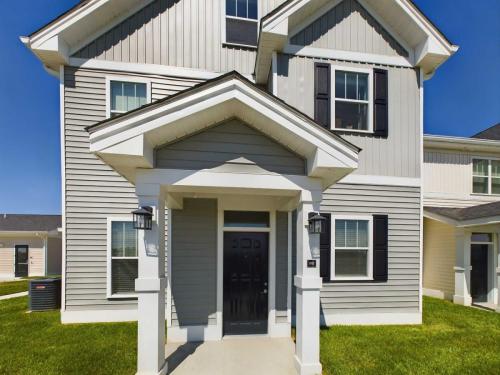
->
[330,215,373,281]
[105,76,152,119]
[471,157,500,196]
[106,216,139,299]
[222,0,260,49]
[331,66,374,134]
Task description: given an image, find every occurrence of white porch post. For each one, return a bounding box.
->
[453,228,472,306]
[496,231,500,313]
[294,200,322,375]
[135,183,167,375]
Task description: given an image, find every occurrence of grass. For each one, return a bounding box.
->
[321,297,500,375]
[0,277,57,296]
[0,296,499,374]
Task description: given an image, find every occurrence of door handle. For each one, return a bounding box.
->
[262,289,268,294]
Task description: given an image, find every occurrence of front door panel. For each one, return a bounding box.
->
[223,232,268,335]
[471,244,488,303]
[15,245,29,277]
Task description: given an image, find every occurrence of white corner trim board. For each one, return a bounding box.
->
[322,312,422,326]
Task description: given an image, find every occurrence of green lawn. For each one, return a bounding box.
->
[0,296,499,375]
[0,279,30,296]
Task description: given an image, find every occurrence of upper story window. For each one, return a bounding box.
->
[333,67,373,132]
[225,0,258,47]
[106,77,151,118]
[473,158,500,195]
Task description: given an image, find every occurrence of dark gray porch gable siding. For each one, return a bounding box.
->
[275,212,288,323]
[290,0,408,57]
[155,119,306,175]
[171,199,217,326]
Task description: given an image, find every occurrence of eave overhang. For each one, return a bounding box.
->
[87,72,359,189]
[424,135,500,154]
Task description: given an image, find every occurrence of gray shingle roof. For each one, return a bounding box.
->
[425,201,500,222]
[471,123,500,140]
[0,214,61,232]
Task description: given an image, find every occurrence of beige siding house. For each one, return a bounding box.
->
[22,1,457,374]
[0,214,62,279]
[423,124,500,312]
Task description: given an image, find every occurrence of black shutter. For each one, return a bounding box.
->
[373,69,388,137]
[314,63,331,128]
[319,213,331,280]
[373,215,388,281]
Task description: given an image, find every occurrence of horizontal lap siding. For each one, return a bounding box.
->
[73,0,286,75]
[64,67,200,311]
[275,212,289,323]
[277,54,421,178]
[290,0,408,57]
[320,183,421,315]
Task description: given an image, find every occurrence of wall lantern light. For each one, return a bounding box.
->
[132,206,153,230]
[308,213,327,234]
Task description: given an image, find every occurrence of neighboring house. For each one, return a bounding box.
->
[22,1,457,374]
[423,123,500,312]
[0,214,62,279]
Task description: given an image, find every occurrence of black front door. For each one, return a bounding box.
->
[15,245,29,277]
[471,244,488,303]
[223,232,268,335]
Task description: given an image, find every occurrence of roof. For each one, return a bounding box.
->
[425,201,500,222]
[472,123,500,141]
[0,214,61,232]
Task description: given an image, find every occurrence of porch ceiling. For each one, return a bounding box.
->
[88,72,359,189]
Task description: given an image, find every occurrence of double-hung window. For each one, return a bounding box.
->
[107,219,138,298]
[225,0,258,47]
[333,68,373,132]
[473,158,500,195]
[331,216,373,280]
[107,78,150,118]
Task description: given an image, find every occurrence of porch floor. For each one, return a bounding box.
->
[165,337,297,375]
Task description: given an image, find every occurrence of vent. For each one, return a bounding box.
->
[29,279,61,311]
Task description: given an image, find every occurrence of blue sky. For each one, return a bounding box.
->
[0,0,499,214]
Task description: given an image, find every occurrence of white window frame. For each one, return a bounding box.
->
[222,0,260,49]
[472,157,500,196]
[105,76,152,119]
[331,66,374,134]
[330,215,373,281]
[106,216,139,299]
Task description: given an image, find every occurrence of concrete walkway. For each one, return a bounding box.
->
[165,337,297,375]
[0,291,28,300]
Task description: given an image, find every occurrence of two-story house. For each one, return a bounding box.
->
[423,123,500,312]
[22,1,456,374]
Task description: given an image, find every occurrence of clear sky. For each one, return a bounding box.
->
[0,0,499,215]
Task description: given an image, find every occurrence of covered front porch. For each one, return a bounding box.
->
[87,72,359,375]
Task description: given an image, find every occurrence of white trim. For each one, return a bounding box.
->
[216,201,224,339]
[331,65,374,133]
[419,67,424,314]
[268,210,277,335]
[287,211,292,324]
[271,52,278,96]
[61,308,139,324]
[222,226,271,232]
[221,0,260,49]
[105,75,152,119]
[166,208,172,328]
[322,312,422,326]
[339,174,421,187]
[424,134,500,153]
[472,157,500,196]
[283,44,413,69]
[60,65,67,312]
[287,0,343,39]
[106,216,139,299]
[330,215,373,281]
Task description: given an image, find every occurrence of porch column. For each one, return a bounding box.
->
[496,231,500,313]
[135,183,167,375]
[453,228,472,306]
[294,200,322,375]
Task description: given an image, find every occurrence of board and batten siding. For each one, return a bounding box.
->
[277,54,421,178]
[423,149,500,208]
[156,119,306,175]
[290,0,408,58]
[63,67,201,311]
[72,0,286,75]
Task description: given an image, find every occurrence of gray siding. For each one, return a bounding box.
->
[290,0,408,57]
[63,67,200,310]
[171,199,217,326]
[320,183,420,316]
[72,0,286,75]
[277,54,421,178]
[275,212,288,323]
[156,119,306,175]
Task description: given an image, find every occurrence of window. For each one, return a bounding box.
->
[107,78,150,118]
[333,68,372,132]
[225,0,258,47]
[107,219,138,297]
[473,158,500,195]
[224,211,269,228]
[332,217,372,280]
